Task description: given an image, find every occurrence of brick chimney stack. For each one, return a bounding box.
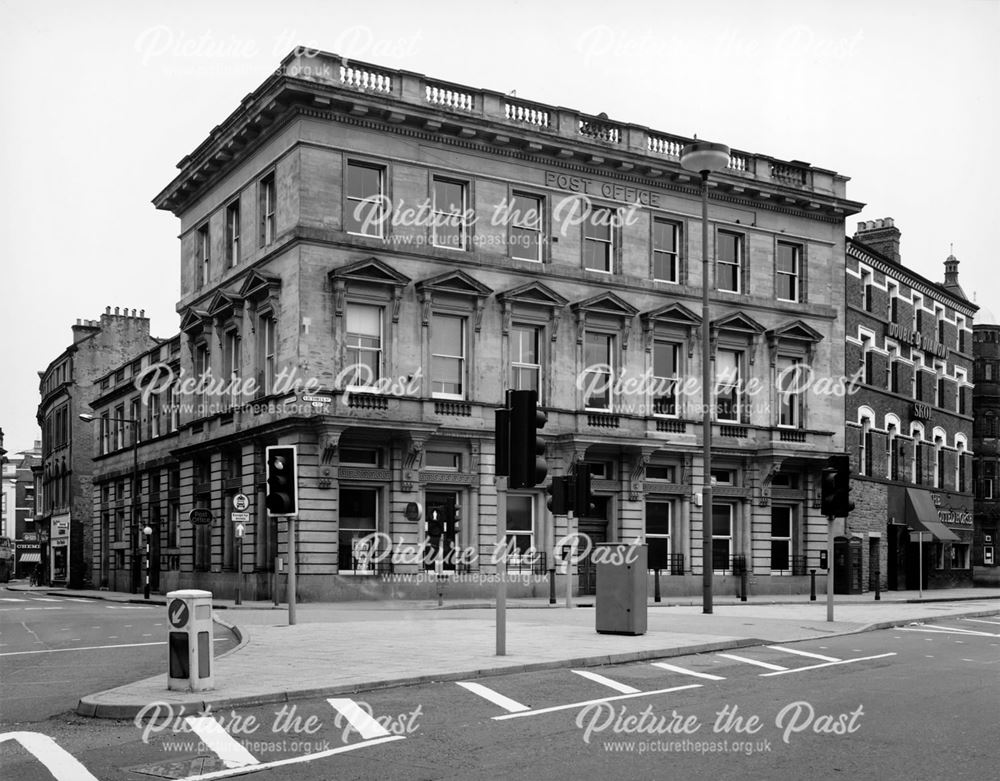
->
[854,218,901,264]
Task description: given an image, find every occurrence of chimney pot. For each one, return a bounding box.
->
[105,306,111,315]
[114,307,120,316]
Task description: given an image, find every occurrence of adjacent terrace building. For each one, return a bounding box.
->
[845,221,976,592]
[37,310,158,587]
[972,304,1000,584]
[116,49,865,600]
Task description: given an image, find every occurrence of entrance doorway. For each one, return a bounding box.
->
[425,492,459,571]
[577,496,609,596]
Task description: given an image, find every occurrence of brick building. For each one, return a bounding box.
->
[972,304,1000,584]
[91,49,864,601]
[845,222,976,592]
[37,310,159,587]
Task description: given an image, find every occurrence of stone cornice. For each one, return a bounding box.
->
[154,50,865,222]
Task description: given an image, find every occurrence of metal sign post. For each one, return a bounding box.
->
[565,513,575,609]
[827,515,835,622]
[495,476,507,656]
[918,531,924,599]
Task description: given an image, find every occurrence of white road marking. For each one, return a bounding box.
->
[717,653,788,671]
[326,698,391,739]
[494,684,702,721]
[767,646,840,663]
[651,662,725,681]
[178,735,405,781]
[455,682,529,713]
[760,652,897,677]
[571,669,640,694]
[29,597,62,602]
[0,638,227,657]
[185,717,259,769]
[22,607,64,611]
[964,618,1000,627]
[899,626,1000,638]
[0,731,100,780]
[922,623,1000,636]
[0,598,27,602]
[104,606,154,610]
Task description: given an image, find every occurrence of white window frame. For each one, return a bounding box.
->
[583,209,614,273]
[345,303,384,390]
[645,500,672,567]
[511,323,541,394]
[717,231,743,293]
[226,200,240,268]
[583,330,615,411]
[715,349,743,423]
[652,218,679,283]
[224,330,241,407]
[339,487,380,575]
[777,356,802,429]
[258,314,276,396]
[197,224,210,288]
[652,339,680,417]
[770,505,794,573]
[431,177,469,251]
[776,242,801,302]
[509,192,543,262]
[346,161,385,238]
[259,172,276,247]
[711,503,734,573]
[506,494,535,561]
[430,313,467,400]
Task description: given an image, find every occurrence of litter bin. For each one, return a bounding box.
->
[595,543,647,635]
[166,589,214,691]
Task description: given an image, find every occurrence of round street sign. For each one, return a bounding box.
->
[233,494,249,512]
[168,599,189,629]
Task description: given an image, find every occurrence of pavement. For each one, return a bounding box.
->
[7,582,1000,720]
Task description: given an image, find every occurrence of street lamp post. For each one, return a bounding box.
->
[680,140,730,615]
[80,412,141,593]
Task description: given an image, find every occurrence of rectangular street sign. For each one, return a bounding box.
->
[231,512,250,523]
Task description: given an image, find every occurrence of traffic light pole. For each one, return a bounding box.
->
[827,515,835,622]
[495,476,507,656]
[287,515,297,626]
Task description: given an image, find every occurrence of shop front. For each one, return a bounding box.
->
[887,487,973,589]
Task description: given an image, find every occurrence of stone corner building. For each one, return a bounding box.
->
[96,49,864,600]
[844,220,976,592]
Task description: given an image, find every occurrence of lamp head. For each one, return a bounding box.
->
[78,413,95,422]
[680,141,731,176]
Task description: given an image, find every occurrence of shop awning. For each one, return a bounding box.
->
[18,552,40,563]
[904,488,960,542]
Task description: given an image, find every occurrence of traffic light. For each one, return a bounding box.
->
[265,445,298,516]
[495,408,510,477]
[509,390,547,489]
[821,454,854,518]
[820,466,837,517]
[546,476,569,515]
[574,462,593,517]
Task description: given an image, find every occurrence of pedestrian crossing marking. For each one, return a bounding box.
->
[717,653,788,671]
[571,669,640,694]
[185,717,259,769]
[327,698,391,740]
[651,661,726,681]
[0,731,100,780]
[455,681,529,713]
[766,645,840,663]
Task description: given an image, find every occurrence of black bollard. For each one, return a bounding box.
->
[874,568,880,601]
[654,569,661,603]
[810,569,817,601]
[549,568,556,605]
[740,569,748,602]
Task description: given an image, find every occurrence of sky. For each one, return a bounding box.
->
[1,0,998,453]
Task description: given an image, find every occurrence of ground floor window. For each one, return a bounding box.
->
[339,487,378,572]
[770,506,793,573]
[645,500,672,571]
[506,494,535,566]
[712,504,733,572]
[950,543,970,569]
